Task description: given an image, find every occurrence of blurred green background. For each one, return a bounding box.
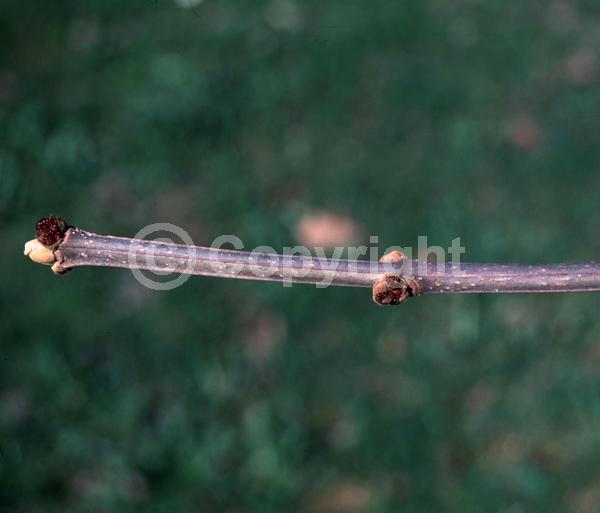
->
[2,0,600,511]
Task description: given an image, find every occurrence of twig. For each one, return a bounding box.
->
[24,216,600,305]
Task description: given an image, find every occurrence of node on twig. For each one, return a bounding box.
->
[372,250,419,305]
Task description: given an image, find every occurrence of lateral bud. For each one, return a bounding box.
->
[24,239,56,265]
[372,250,419,305]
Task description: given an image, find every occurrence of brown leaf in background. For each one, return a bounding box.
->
[296,212,362,248]
[504,114,541,153]
[546,1,580,33]
[563,50,596,85]
[479,431,527,469]
[242,309,287,366]
[264,0,304,31]
[570,478,600,513]
[307,482,373,513]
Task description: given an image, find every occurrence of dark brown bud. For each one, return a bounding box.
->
[36,215,69,248]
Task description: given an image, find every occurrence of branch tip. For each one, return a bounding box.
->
[36,215,69,248]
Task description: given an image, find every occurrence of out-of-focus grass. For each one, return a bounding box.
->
[1,1,600,511]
